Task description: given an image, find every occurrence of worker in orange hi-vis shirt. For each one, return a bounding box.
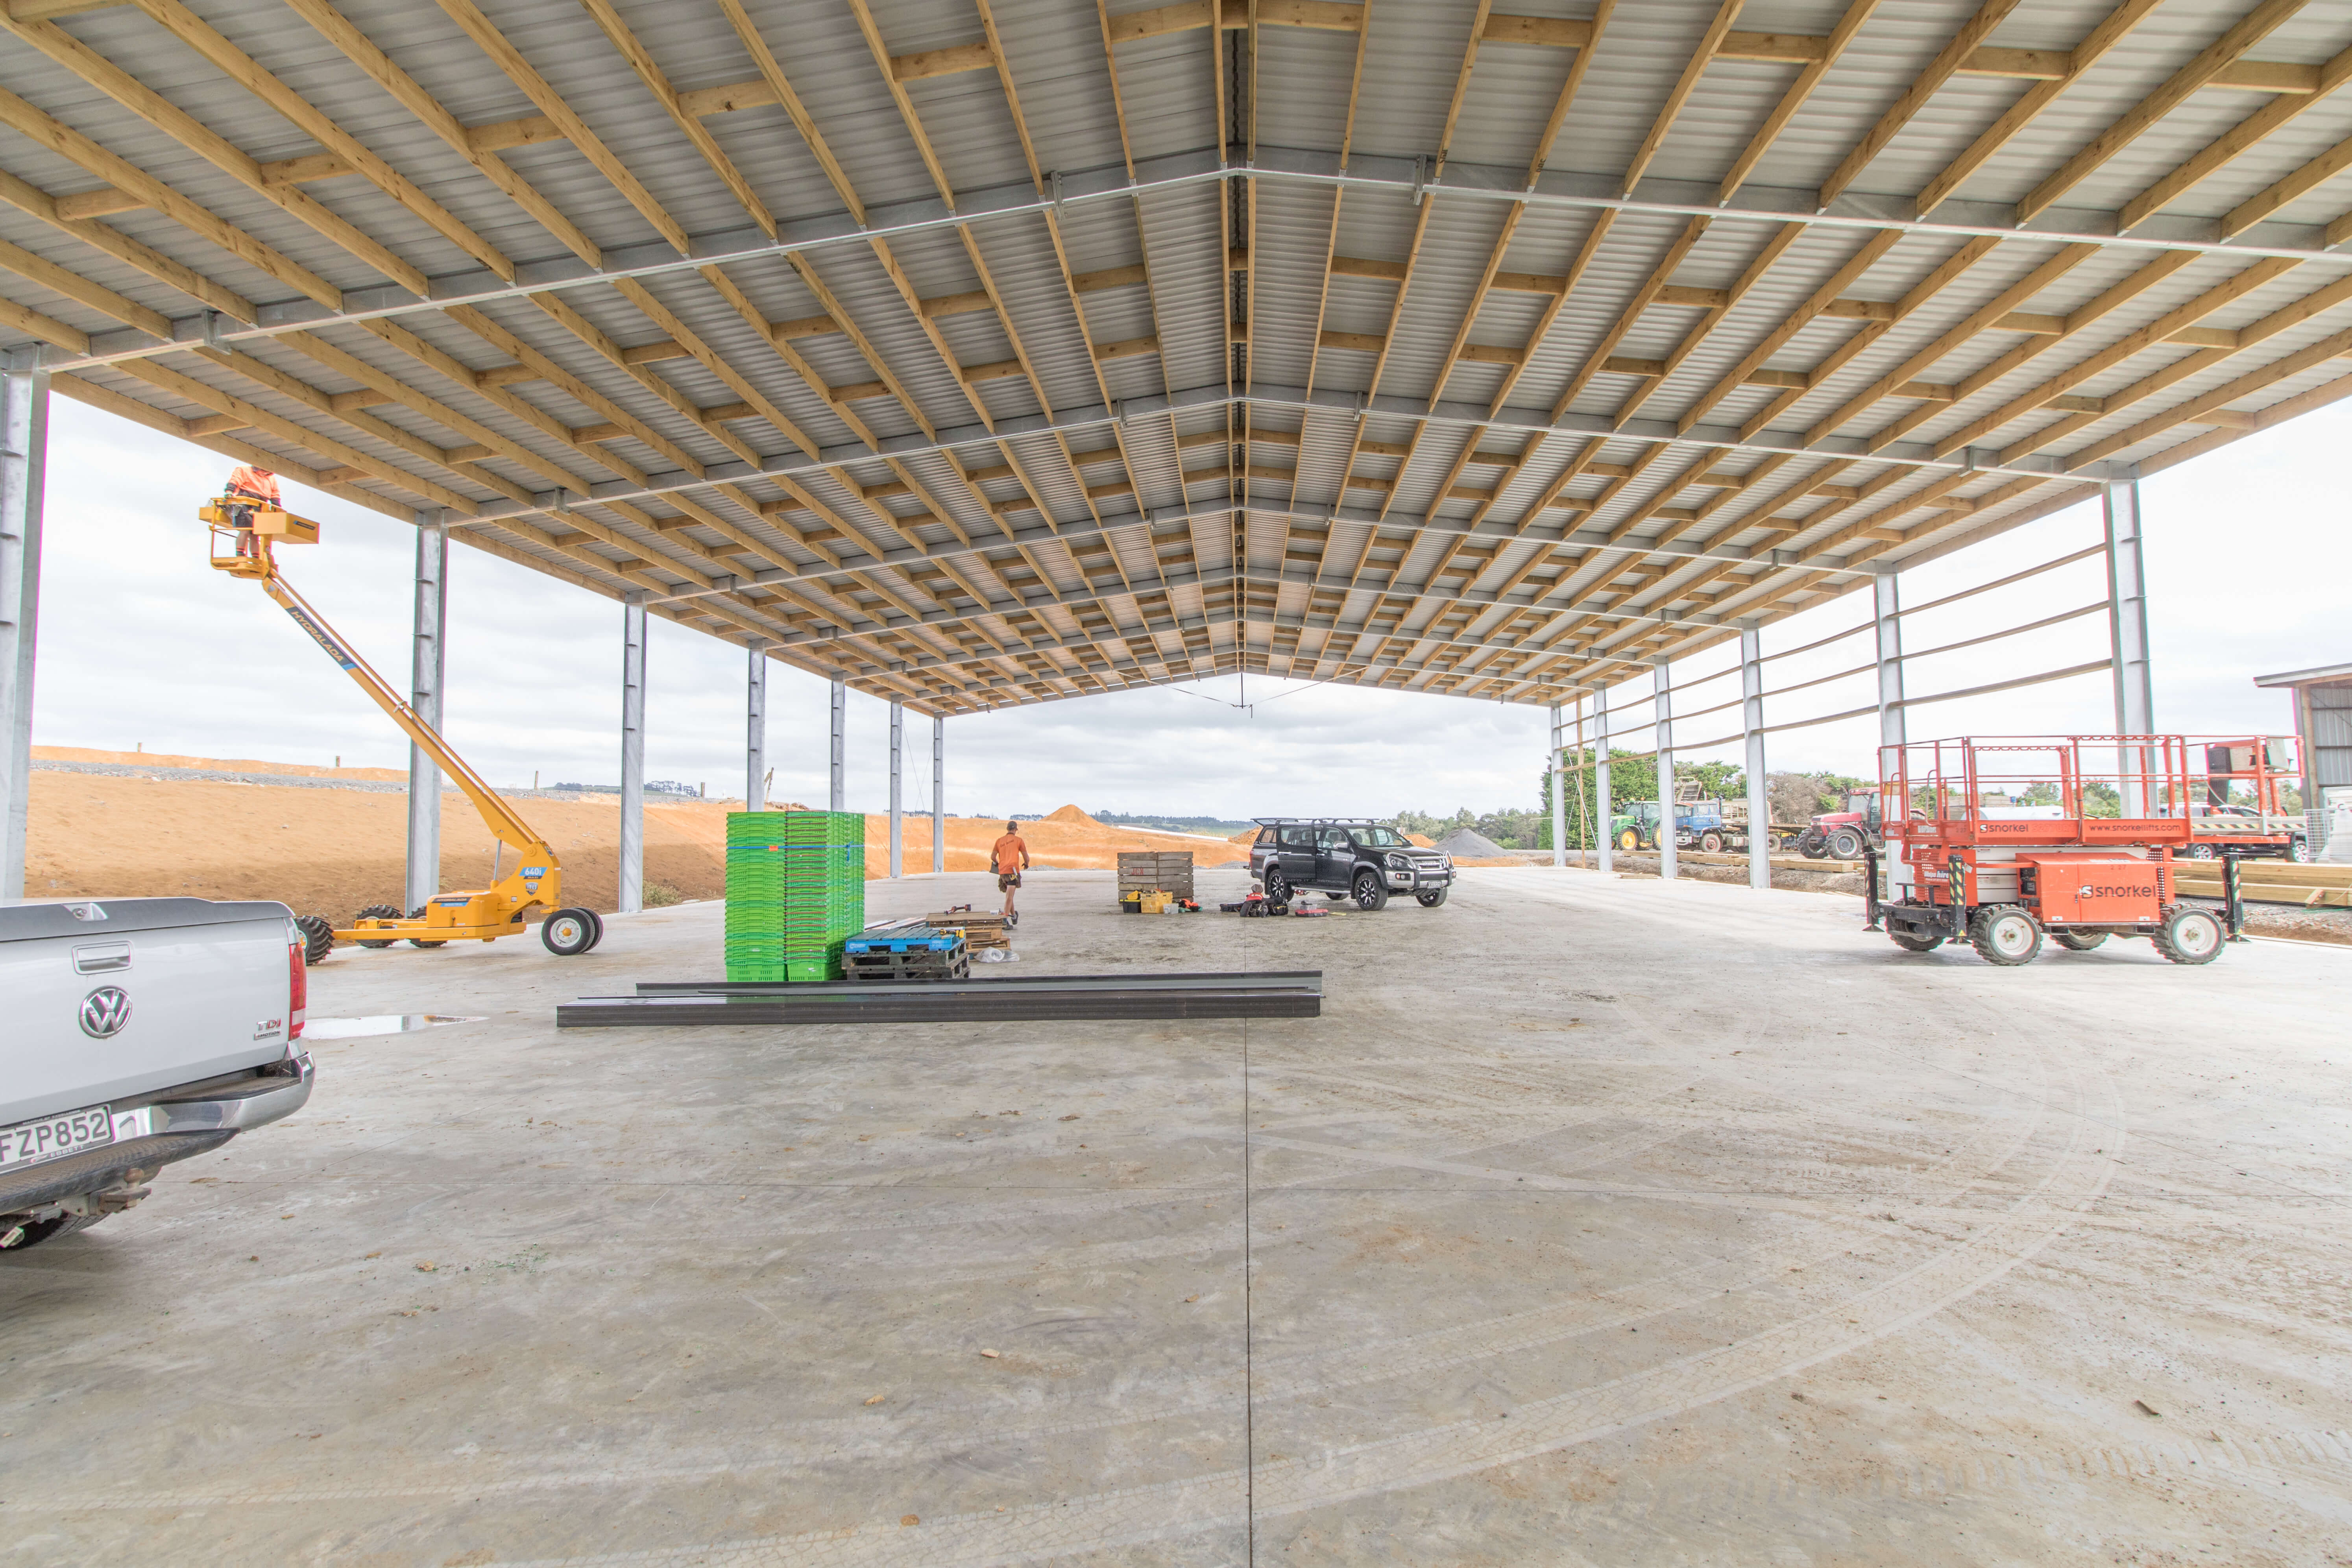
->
[992,820,1031,927]
[223,465,283,551]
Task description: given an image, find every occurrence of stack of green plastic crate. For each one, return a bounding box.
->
[725,810,866,981]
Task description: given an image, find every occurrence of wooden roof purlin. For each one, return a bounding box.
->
[9,1,2352,714]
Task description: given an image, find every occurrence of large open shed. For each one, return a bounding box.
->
[8,6,2352,1559]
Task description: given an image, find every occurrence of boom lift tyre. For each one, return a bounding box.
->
[1889,930,1944,953]
[541,909,599,956]
[294,913,336,966]
[351,903,402,948]
[199,488,597,957]
[2053,931,2109,951]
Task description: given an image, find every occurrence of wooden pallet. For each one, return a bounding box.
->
[843,945,971,982]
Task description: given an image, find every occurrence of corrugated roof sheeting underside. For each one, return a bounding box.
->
[11,0,2352,712]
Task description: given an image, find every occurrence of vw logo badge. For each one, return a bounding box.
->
[79,986,133,1040]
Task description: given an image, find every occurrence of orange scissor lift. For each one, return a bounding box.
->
[1869,735,2233,966]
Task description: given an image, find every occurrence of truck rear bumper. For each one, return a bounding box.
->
[0,1054,313,1217]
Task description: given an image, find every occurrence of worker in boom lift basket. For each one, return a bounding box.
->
[223,464,282,560]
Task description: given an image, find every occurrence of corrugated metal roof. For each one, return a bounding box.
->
[11,0,2352,712]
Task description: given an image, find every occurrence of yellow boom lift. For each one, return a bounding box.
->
[200,493,604,959]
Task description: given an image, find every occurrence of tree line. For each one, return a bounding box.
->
[1396,755,1875,851]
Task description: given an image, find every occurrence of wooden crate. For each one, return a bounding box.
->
[927,910,1011,949]
[1116,851,1194,902]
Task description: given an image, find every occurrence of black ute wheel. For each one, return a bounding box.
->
[541,908,597,955]
[294,913,336,965]
[352,903,401,948]
[1352,870,1389,911]
[2,1212,107,1252]
[406,903,447,949]
[1262,868,1291,905]
[2054,932,2108,951]
[2153,905,2224,966]
[1415,886,1448,907]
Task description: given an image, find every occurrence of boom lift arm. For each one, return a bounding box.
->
[199,494,603,955]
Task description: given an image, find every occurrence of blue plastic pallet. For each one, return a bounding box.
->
[845,925,960,954]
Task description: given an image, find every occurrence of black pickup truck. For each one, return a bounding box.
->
[1247,819,1455,910]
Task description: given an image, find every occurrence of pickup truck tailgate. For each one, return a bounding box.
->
[0,899,300,1126]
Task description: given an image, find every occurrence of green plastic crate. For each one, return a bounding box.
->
[724,812,863,982]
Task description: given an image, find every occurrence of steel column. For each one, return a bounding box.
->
[2105,478,2154,735]
[404,512,447,914]
[1654,656,1676,883]
[618,594,646,915]
[2105,477,2153,816]
[828,678,845,812]
[888,700,903,879]
[1548,702,1567,869]
[1594,684,1613,875]
[0,355,46,904]
[931,715,945,874]
[1741,621,1769,892]
[1873,564,1905,766]
[744,641,767,812]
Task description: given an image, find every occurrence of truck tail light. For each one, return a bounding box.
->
[286,926,308,1042]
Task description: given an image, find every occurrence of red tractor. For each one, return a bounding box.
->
[1794,788,1883,861]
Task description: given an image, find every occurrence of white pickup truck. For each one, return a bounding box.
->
[2,898,316,1252]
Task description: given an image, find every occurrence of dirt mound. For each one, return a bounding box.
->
[25,761,1248,918]
[1044,804,1099,826]
[1229,827,1261,844]
[1405,832,1434,848]
[35,744,405,781]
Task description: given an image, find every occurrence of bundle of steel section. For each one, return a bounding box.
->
[555,971,1322,1027]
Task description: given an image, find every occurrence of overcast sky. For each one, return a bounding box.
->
[29,394,2341,820]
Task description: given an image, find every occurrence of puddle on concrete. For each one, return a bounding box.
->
[303,1014,484,1040]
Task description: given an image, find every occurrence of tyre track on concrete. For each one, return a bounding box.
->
[438,1060,2126,1565]
[0,878,2121,1549]
[1,943,2086,1523]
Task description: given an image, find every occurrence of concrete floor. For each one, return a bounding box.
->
[6,866,2352,1566]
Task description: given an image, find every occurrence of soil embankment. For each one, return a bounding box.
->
[25,754,1243,921]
